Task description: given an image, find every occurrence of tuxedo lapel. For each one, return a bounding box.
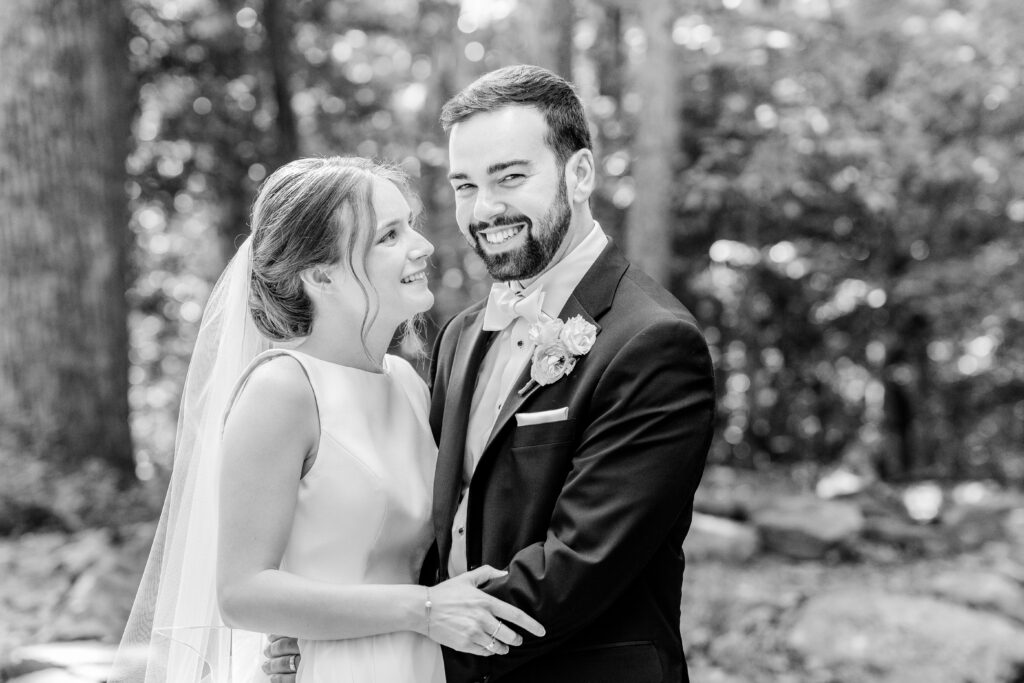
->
[480,240,629,456]
[434,308,493,550]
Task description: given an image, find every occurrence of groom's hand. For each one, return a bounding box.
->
[262,634,300,683]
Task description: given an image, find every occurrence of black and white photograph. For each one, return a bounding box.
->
[1,0,1023,681]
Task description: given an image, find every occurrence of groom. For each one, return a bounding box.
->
[270,65,715,682]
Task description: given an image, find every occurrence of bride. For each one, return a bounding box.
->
[111,157,544,683]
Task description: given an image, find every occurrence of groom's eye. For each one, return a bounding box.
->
[500,174,526,185]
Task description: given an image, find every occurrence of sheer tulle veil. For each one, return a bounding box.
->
[110,236,271,683]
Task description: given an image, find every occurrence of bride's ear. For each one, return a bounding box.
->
[299,266,334,292]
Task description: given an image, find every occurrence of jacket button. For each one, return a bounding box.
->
[469,563,479,570]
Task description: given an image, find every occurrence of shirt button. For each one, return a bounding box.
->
[516,340,524,348]
[457,526,465,535]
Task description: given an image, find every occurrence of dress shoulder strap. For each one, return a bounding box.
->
[222,348,321,433]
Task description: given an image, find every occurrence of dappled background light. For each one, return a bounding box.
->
[4,2,1024,680]
[109,0,1024,494]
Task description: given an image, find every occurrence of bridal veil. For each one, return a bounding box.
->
[110,236,271,683]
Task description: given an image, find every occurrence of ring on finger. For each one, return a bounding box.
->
[485,639,496,652]
[489,623,502,640]
[288,654,297,672]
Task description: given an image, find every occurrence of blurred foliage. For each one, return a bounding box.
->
[121,0,1024,498]
[676,0,1024,483]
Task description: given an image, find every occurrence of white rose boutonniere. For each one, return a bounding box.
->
[518,315,598,396]
[560,315,597,355]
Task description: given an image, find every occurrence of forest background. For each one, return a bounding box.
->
[1,0,1024,681]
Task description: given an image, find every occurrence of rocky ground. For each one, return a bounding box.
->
[2,466,1023,682]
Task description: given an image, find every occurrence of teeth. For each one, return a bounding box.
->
[401,271,426,283]
[483,224,523,244]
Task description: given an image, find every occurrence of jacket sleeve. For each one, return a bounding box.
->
[420,314,458,588]
[428,315,458,440]
[468,317,715,678]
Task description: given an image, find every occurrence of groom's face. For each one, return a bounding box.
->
[447,105,573,282]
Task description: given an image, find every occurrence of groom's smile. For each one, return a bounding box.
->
[476,221,527,249]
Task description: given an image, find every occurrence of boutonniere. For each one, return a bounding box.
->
[517,315,598,396]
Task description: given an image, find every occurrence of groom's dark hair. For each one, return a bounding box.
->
[440,65,593,167]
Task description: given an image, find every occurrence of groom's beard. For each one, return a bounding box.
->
[468,178,571,282]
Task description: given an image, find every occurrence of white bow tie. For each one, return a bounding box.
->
[482,284,546,331]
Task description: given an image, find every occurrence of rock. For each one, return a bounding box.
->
[1006,507,1024,541]
[6,642,117,682]
[9,533,68,578]
[47,553,141,642]
[929,570,1024,623]
[41,523,155,644]
[814,467,870,499]
[684,513,760,563]
[55,530,112,576]
[861,514,948,555]
[836,483,908,521]
[684,664,747,683]
[706,630,751,668]
[1005,507,1024,565]
[901,481,947,523]
[941,495,1020,551]
[8,669,98,683]
[996,557,1024,586]
[693,466,760,519]
[751,496,864,560]
[788,589,1024,682]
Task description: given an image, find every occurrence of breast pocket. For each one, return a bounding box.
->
[506,419,576,522]
[510,417,575,449]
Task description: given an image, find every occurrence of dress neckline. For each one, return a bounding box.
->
[282,348,392,376]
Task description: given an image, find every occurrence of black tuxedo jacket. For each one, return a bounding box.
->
[424,241,715,683]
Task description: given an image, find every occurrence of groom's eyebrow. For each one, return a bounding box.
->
[486,160,530,175]
[446,160,531,181]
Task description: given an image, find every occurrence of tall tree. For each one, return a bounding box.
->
[414,0,463,327]
[518,0,575,78]
[263,0,299,165]
[0,1,133,479]
[624,0,680,287]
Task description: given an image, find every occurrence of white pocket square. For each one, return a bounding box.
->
[515,407,569,426]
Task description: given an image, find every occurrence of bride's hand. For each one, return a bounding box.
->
[423,565,546,656]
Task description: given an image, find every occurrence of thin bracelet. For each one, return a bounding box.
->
[424,587,433,637]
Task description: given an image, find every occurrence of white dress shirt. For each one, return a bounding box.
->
[447,222,609,576]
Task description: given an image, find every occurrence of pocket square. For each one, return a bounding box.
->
[515,407,569,426]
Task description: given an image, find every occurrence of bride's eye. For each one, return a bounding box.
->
[378,229,398,245]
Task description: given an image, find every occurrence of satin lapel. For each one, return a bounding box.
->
[434,309,492,544]
[480,240,630,456]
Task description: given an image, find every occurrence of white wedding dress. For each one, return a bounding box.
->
[228,348,446,683]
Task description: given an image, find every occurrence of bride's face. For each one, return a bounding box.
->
[325,177,434,328]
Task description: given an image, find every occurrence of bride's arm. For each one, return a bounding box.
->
[216,357,543,651]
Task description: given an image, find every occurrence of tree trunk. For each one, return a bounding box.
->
[517,0,575,78]
[0,0,133,477]
[624,0,679,287]
[263,0,299,164]
[587,1,627,244]
[415,0,464,329]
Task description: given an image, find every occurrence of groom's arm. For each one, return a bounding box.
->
[427,314,458,438]
[467,316,715,678]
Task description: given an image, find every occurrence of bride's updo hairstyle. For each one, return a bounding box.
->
[247,156,420,344]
